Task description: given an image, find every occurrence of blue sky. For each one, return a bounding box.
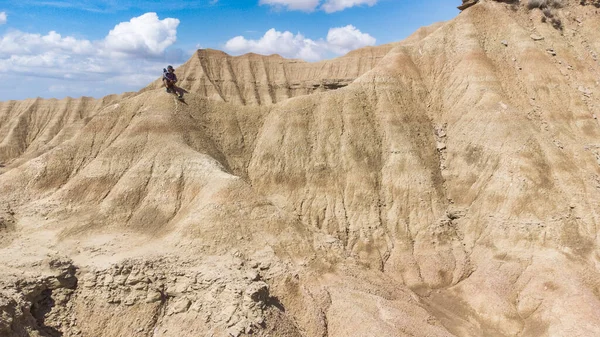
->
[0,1,459,101]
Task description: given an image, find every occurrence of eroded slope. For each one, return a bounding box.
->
[1,1,600,336]
[142,23,445,107]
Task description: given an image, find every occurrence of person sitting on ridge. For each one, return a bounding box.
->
[163,65,184,99]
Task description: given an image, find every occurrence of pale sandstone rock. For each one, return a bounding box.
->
[168,298,191,315]
[145,291,162,303]
[0,1,600,337]
[531,33,545,40]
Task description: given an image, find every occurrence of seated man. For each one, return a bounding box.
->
[163,65,184,99]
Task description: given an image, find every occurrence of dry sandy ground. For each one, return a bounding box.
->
[1,1,600,336]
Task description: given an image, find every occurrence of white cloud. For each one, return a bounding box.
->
[0,12,185,100]
[224,29,325,61]
[103,12,179,58]
[0,31,95,57]
[224,25,376,62]
[321,0,377,13]
[0,12,179,61]
[259,0,377,12]
[259,0,321,11]
[0,12,6,25]
[326,25,376,54]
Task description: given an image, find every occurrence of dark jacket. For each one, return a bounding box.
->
[163,71,177,83]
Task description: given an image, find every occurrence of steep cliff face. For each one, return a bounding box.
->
[143,45,395,106]
[0,94,134,172]
[1,1,600,336]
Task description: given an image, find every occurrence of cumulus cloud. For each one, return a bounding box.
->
[0,12,180,61]
[224,25,375,61]
[103,13,179,58]
[325,25,376,54]
[0,12,6,25]
[224,29,324,61]
[0,31,95,57]
[259,0,377,12]
[321,0,377,13]
[0,12,185,100]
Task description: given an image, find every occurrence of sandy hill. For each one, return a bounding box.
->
[1,1,600,336]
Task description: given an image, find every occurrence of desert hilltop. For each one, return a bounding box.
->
[1,1,600,336]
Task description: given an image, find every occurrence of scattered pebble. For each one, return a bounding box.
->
[530,34,544,41]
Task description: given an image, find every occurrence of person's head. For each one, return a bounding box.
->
[167,65,174,72]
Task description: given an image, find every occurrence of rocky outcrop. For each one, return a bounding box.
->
[0,258,77,336]
[70,256,292,337]
[458,0,479,10]
[0,255,305,337]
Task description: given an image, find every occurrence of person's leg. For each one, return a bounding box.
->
[163,79,173,93]
[174,86,184,98]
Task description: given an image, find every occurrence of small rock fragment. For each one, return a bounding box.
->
[124,295,137,306]
[578,86,593,97]
[126,273,148,285]
[245,282,269,303]
[114,274,128,285]
[458,0,479,10]
[220,305,238,323]
[259,261,271,270]
[103,274,114,286]
[145,291,162,303]
[530,34,544,41]
[82,273,97,288]
[245,270,260,281]
[107,296,121,304]
[133,282,147,291]
[324,235,337,244]
[168,298,191,315]
[189,300,203,312]
[227,324,244,337]
[254,316,265,326]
